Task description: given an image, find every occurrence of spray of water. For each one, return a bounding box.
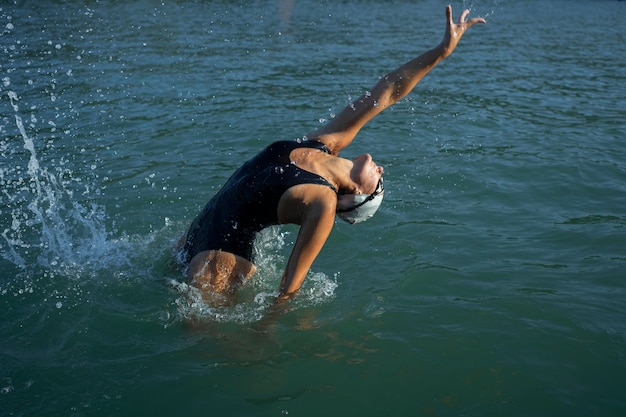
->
[461,0,500,20]
[1,90,132,292]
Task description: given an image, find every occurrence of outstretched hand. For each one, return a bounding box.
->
[440,5,486,58]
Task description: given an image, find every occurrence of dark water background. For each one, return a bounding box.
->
[2,0,625,415]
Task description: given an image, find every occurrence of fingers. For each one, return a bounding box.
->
[459,9,470,23]
[451,6,486,26]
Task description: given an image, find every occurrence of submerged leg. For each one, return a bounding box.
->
[187,250,257,302]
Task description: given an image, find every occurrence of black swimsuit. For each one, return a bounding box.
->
[183,140,337,262]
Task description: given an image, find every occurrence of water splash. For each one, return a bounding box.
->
[169,227,338,323]
[1,90,131,282]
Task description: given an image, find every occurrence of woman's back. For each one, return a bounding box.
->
[182,140,335,262]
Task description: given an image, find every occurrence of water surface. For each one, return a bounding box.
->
[1,0,625,416]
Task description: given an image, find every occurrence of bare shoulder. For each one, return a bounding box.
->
[306,131,353,156]
[306,133,338,155]
[277,183,337,225]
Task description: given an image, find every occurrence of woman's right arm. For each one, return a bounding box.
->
[308,5,485,155]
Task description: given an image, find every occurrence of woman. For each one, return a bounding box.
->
[177,6,485,302]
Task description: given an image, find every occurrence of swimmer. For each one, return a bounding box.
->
[176,6,485,303]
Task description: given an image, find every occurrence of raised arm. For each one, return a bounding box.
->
[308,5,486,155]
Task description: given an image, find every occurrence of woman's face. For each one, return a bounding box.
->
[351,153,384,194]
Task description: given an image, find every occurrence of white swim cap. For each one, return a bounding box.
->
[336,178,384,224]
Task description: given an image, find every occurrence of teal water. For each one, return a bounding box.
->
[2,0,625,416]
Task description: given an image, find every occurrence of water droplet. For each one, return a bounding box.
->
[56,302,63,309]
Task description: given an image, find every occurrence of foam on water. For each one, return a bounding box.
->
[1,90,132,295]
[169,227,338,324]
